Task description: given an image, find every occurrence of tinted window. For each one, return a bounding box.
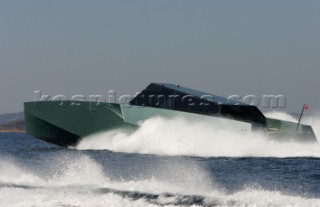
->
[220,105,266,125]
[130,83,219,115]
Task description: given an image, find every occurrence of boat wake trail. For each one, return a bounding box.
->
[0,154,319,207]
[76,112,320,158]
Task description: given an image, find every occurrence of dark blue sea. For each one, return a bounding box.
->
[1,130,320,207]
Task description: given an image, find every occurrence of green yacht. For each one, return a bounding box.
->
[24,83,317,147]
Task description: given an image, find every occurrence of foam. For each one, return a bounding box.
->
[76,113,320,157]
[1,155,319,207]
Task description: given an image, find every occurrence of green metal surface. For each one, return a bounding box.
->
[23,83,318,146]
[24,101,134,146]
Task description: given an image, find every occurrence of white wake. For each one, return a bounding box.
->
[0,154,319,207]
[76,111,320,157]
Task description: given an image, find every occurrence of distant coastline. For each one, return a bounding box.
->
[0,112,25,133]
[0,129,26,133]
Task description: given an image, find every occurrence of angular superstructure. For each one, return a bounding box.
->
[24,83,317,147]
[127,83,267,130]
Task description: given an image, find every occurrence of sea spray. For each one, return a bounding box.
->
[1,152,320,207]
[0,158,43,185]
[303,112,320,142]
[0,153,215,195]
[264,111,298,122]
[77,113,320,157]
[0,153,220,206]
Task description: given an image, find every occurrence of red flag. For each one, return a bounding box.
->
[304,104,309,110]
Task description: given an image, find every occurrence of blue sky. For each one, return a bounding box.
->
[0,0,319,113]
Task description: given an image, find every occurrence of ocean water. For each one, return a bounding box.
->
[1,112,320,207]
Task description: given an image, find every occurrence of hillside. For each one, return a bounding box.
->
[0,112,24,124]
[0,112,25,132]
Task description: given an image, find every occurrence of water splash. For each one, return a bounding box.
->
[76,113,320,157]
[264,111,298,122]
[0,154,319,207]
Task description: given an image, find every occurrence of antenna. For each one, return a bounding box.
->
[296,104,309,132]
